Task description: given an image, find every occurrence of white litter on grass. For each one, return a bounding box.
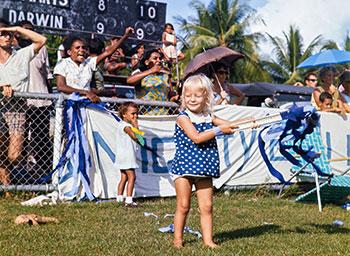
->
[21,191,59,206]
[262,222,274,225]
[144,212,159,219]
[159,224,202,239]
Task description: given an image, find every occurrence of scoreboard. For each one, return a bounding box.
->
[0,0,167,41]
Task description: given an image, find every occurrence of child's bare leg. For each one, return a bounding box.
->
[117,171,128,196]
[173,177,192,248]
[125,169,135,197]
[195,178,218,248]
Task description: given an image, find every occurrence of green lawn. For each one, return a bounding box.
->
[0,191,349,256]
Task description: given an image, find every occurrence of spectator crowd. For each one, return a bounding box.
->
[2,17,350,187]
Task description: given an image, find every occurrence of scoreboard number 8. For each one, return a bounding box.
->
[98,0,106,12]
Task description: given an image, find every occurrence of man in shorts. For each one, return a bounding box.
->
[0,18,47,185]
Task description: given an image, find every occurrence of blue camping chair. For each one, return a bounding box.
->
[278,126,350,212]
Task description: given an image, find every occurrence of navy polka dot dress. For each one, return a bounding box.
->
[171,110,220,178]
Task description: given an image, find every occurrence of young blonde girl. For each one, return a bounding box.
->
[116,102,140,207]
[171,74,237,248]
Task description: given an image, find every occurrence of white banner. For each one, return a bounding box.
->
[57,105,350,200]
[319,112,350,176]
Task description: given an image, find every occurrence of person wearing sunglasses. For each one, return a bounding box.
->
[0,18,47,186]
[304,72,318,88]
[210,62,245,106]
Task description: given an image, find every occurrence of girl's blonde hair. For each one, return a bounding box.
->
[180,74,214,114]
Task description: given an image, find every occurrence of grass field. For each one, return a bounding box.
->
[0,190,349,256]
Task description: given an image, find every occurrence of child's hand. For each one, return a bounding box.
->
[218,124,236,135]
[250,118,260,129]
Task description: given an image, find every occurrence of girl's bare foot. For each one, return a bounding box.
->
[173,239,184,249]
[204,242,219,249]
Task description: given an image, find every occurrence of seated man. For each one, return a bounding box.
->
[0,18,47,185]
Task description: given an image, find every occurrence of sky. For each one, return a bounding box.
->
[157,0,350,56]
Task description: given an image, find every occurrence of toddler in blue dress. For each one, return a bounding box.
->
[171,74,239,248]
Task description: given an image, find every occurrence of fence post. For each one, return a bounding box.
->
[53,94,64,170]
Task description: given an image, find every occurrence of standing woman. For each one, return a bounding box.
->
[311,66,349,112]
[211,63,245,106]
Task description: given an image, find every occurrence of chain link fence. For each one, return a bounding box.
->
[0,92,179,192]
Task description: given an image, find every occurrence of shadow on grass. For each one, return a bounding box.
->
[309,224,350,234]
[215,224,280,242]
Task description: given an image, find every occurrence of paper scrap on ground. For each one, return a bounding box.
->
[159,224,202,239]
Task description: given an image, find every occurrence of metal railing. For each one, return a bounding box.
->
[0,92,179,192]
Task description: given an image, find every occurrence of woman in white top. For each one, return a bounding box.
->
[54,27,133,102]
[210,62,245,105]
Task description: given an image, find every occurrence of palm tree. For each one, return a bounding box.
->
[176,0,270,83]
[262,25,322,84]
[322,34,350,51]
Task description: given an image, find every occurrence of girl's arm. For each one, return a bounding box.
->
[56,74,100,102]
[123,126,138,142]
[96,27,133,65]
[178,115,235,144]
[212,115,256,128]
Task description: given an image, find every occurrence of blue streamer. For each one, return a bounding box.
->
[258,105,331,184]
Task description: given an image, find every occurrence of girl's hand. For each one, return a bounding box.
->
[218,124,236,135]
[250,118,260,129]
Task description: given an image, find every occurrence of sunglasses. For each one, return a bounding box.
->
[307,79,317,82]
[217,70,229,75]
[0,31,13,38]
